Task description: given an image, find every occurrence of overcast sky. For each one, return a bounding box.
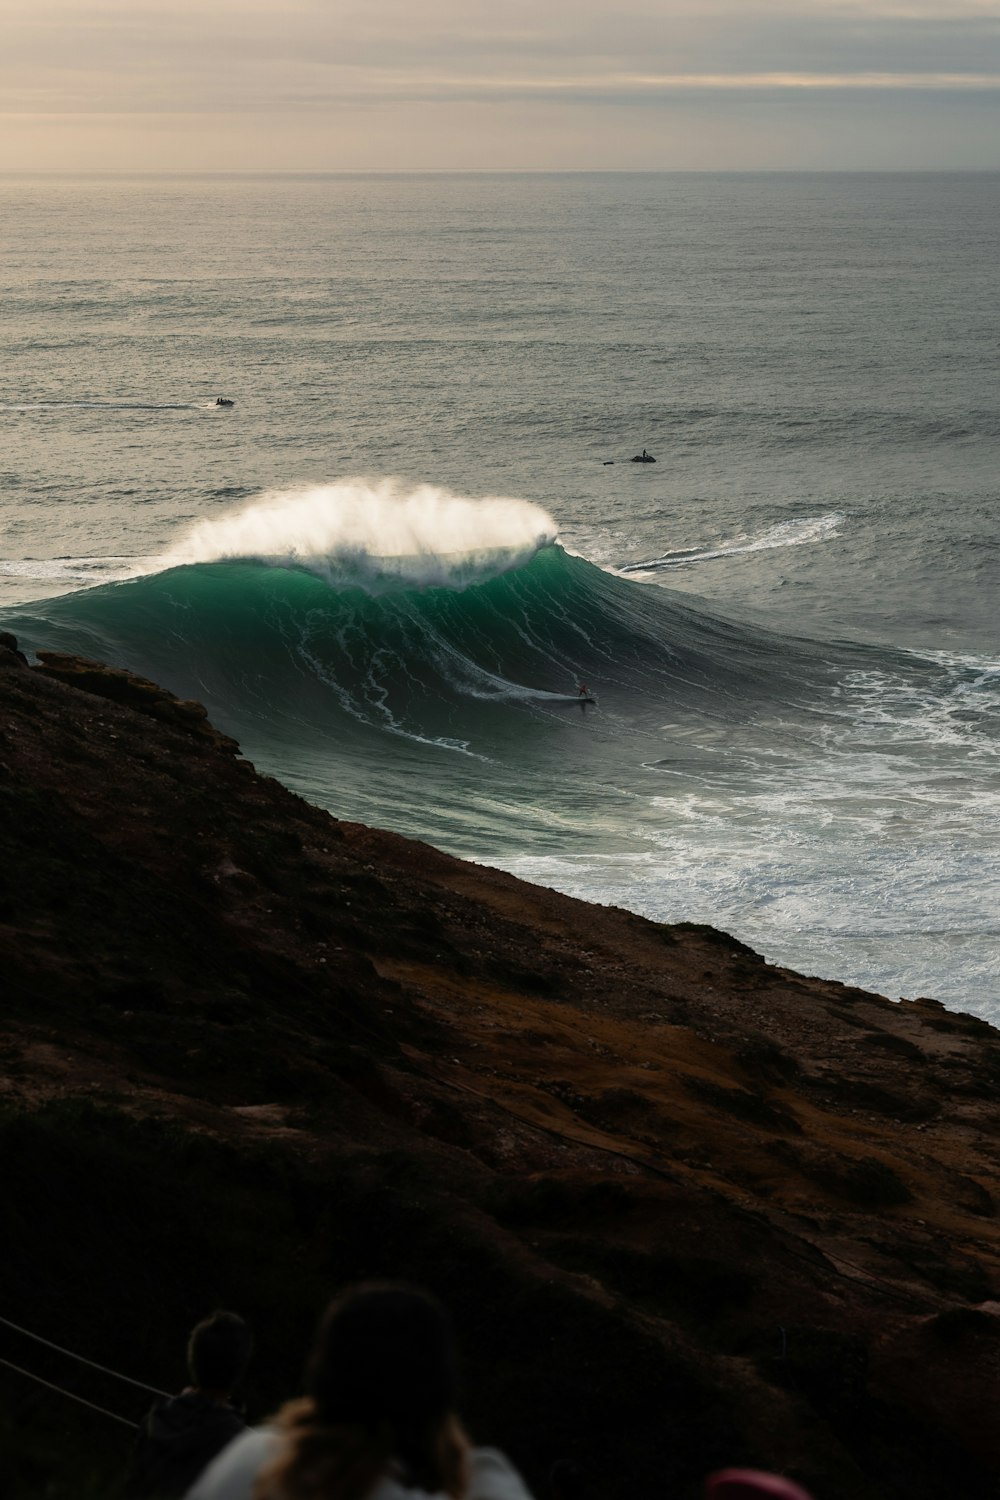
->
[3,0,1000,170]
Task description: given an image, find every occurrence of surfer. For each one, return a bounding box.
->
[578,683,590,698]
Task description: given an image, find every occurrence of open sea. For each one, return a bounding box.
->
[2,171,998,1018]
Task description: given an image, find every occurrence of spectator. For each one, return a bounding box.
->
[185,1284,532,1500]
[126,1310,253,1499]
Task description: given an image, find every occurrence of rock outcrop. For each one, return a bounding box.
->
[1,642,999,1499]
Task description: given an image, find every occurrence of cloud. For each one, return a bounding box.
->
[2,0,999,166]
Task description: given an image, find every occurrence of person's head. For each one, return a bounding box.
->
[308,1283,459,1433]
[187,1310,254,1395]
[258,1284,468,1500]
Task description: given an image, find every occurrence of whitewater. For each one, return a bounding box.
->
[2,171,999,1018]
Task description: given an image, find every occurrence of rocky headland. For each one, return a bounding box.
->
[2,633,1000,1499]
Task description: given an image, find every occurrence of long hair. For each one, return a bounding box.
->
[255,1285,470,1500]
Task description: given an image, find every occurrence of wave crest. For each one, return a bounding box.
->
[164,480,559,592]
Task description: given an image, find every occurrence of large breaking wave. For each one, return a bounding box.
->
[6,482,1000,1014]
[3,483,831,764]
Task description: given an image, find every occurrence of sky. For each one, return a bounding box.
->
[2,0,1000,171]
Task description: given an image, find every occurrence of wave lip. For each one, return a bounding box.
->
[162,479,559,594]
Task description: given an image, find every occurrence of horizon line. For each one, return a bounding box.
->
[2,166,1000,176]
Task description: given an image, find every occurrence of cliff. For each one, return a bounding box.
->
[2,634,999,1499]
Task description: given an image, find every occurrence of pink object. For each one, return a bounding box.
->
[706,1470,814,1500]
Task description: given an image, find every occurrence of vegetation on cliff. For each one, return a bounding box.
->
[2,637,1000,1499]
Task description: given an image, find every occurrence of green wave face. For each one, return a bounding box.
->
[5,546,816,734]
[2,545,840,852]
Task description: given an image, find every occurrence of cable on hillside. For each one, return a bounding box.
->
[0,1312,169,1397]
[0,1355,139,1429]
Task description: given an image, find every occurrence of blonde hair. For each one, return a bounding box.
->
[255,1400,469,1500]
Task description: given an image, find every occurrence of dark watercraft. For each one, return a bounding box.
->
[631,449,655,463]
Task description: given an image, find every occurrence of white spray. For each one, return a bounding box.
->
[164,479,559,591]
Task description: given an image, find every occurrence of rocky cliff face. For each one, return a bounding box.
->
[2,637,1000,1499]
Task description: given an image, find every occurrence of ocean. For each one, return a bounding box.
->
[2,171,998,1017]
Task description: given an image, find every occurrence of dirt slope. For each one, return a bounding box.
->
[2,637,999,1500]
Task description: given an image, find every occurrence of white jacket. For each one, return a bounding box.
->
[185,1432,533,1500]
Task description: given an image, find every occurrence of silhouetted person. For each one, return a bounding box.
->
[186,1283,533,1500]
[125,1310,253,1499]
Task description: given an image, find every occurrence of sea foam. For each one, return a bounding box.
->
[164,480,558,592]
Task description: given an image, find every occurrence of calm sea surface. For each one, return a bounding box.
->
[3,172,999,1015]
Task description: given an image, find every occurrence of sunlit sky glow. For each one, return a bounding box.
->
[3,0,1000,170]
